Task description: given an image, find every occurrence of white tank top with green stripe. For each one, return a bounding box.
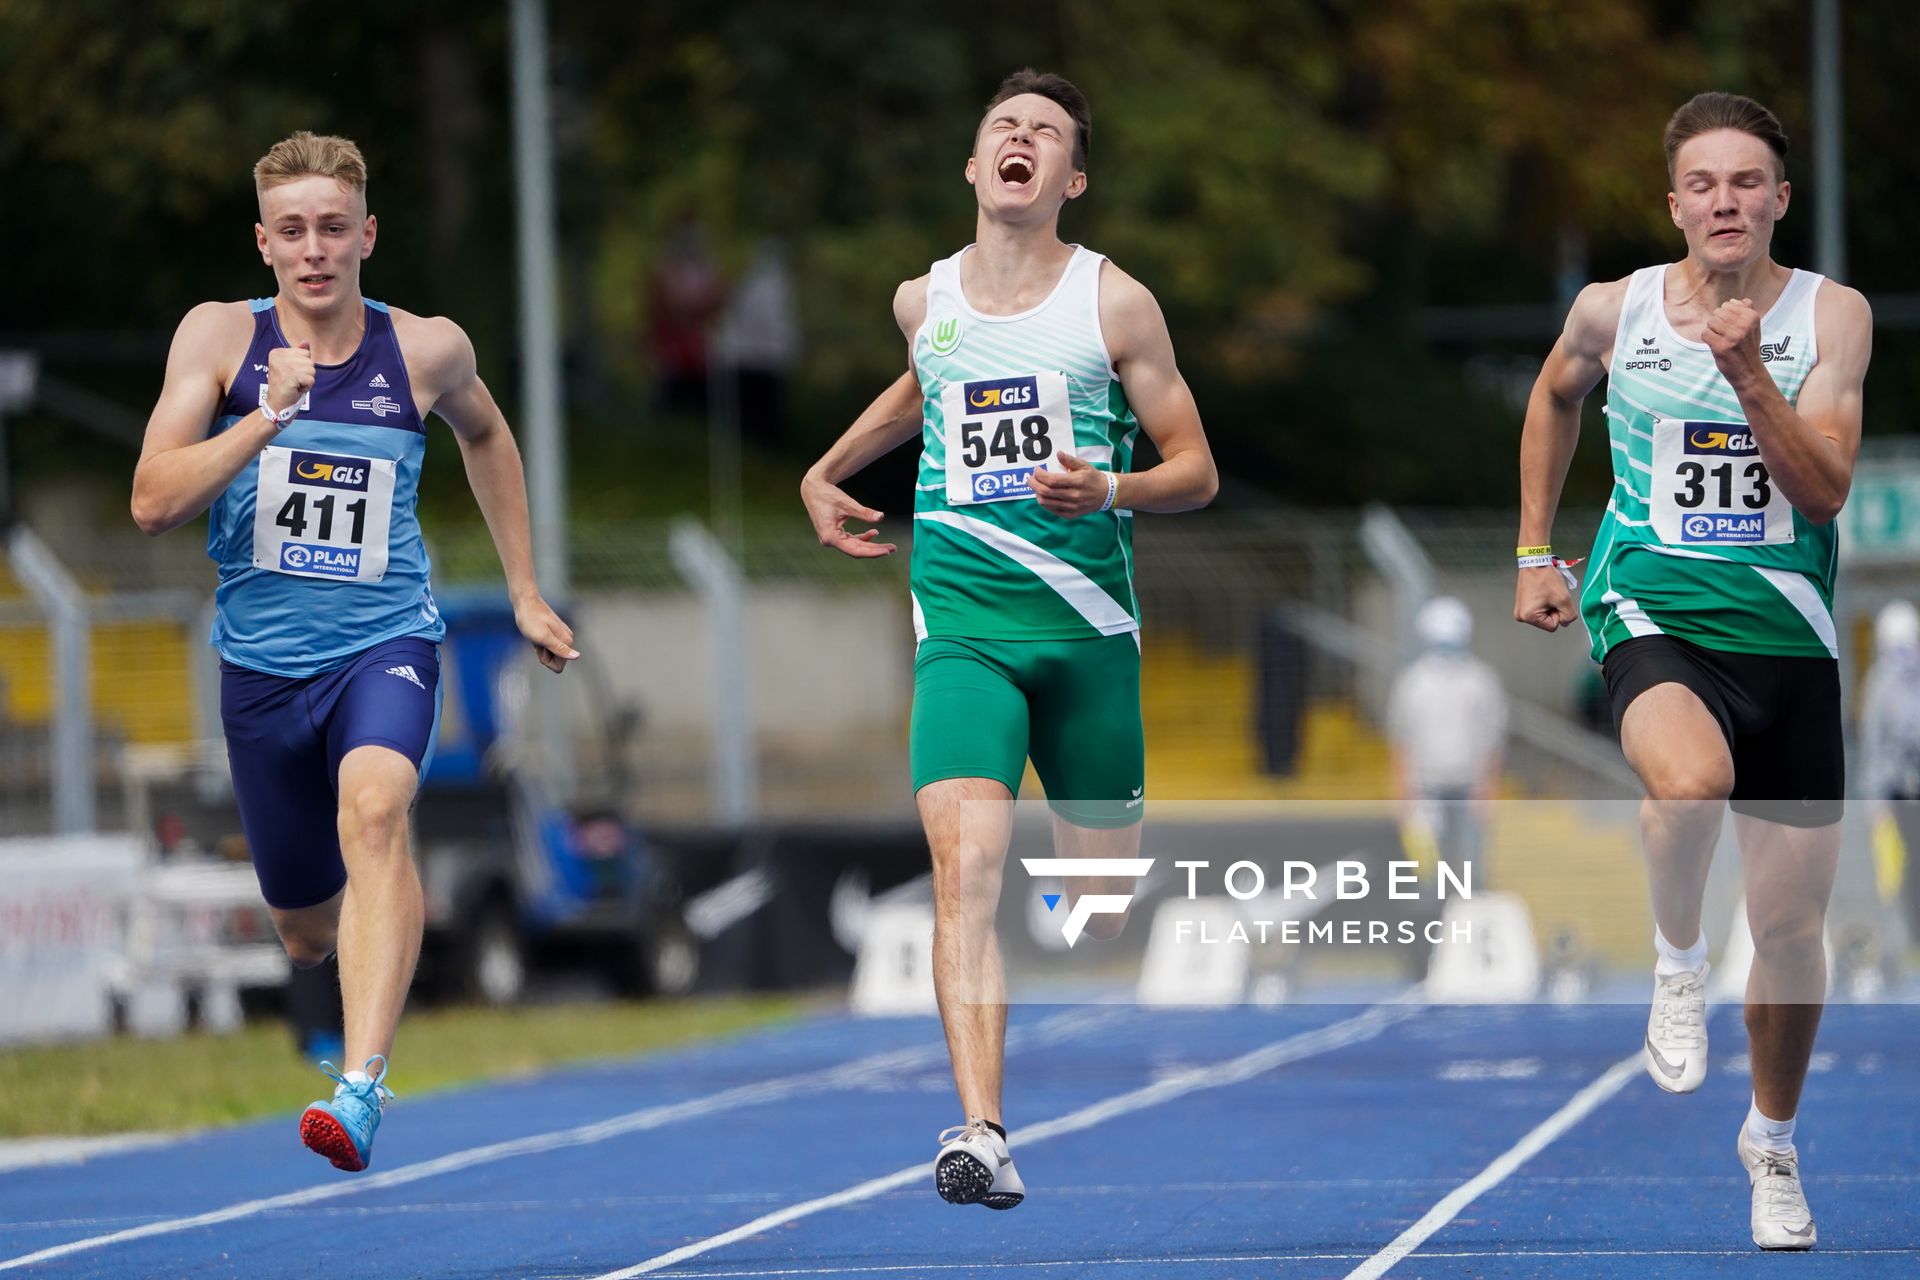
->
[1581,263,1835,662]
[909,245,1141,642]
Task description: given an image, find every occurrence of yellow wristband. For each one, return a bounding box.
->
[1515,544,1552,557]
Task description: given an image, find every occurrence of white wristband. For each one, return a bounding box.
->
[1097,471,1118,513]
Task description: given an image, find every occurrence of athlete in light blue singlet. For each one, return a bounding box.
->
[133,131,577,1174]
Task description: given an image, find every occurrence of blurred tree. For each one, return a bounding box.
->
[0,0,1911,510]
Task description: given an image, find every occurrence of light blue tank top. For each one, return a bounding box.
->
[207,299,444,676]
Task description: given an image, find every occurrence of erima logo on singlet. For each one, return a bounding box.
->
[965,376,1038,411]
[1685,427,1758,455]
[290,451,372,491]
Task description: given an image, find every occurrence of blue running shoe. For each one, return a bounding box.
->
[299,1056,393,1172]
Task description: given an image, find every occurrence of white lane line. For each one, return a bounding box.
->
[594,1001,1422,1279]
[616,1247,1920,1277]
[27,1162,1913,1235]
[0,1010,1110,1274]
[1342,1049,1643,1280]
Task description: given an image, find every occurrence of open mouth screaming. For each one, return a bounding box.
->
[997,153,1035,189]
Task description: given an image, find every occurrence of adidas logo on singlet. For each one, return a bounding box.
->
[369,373,390,387]
[385,664,425,690]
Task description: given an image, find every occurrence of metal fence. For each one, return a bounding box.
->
[14,498,1903,833]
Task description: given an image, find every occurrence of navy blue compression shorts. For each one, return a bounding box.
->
[220,635,443,910]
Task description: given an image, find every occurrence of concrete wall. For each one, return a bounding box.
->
[576,586,913,738]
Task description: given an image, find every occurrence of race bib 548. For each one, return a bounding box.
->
[943,371,1070,505]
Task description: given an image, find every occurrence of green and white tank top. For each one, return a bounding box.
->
[1581,263,1836,661]
[909,245,1141,641]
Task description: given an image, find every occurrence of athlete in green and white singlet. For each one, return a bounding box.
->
[1582,262,1836,660]
[800,71,1216,1212]
[909,243,1141,643]
[1516,93,1874,1253]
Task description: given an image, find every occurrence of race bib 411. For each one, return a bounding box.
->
[251,445,397,582]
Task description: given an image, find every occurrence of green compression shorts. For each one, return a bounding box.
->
[910,632,1144,828]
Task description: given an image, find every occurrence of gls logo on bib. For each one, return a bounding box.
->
[1685,428,1758,456]
[966,376,1038,411]
[289,451,372,491]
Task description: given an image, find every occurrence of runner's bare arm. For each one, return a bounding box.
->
[797,278,929,559]
[131,302,281,535]
[1032,263,1214,518]
[1518,280,1621,548]
[403,311,578,671]
[1709,283,1871,524]
[1514,279,1623,631]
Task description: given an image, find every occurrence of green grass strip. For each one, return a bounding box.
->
[0,995,808,1138]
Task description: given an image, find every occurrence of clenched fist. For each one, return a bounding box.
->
[1514,565,1576,633]
[1703,298,1763,382]
[266,341,316,418]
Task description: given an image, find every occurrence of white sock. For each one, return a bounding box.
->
[1745,1097,1796,1154]
[343,1070,372,1086]
[1654,926,1707,977]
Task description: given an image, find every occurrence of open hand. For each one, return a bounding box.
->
[515,594,580,673]
[802,469,896,558]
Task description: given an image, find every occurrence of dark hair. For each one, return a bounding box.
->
[982,69,1090,171]
[1664,92,1788,181]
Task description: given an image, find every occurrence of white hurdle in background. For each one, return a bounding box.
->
[1137,897,1252,1006]
[1425,890,1542,1003]
[848,902,938,1016]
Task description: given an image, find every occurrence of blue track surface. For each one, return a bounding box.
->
[2,1000,1914,1278]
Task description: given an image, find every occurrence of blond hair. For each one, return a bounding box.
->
[253,131,368,204]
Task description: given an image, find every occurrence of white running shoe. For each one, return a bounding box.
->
[1739,1128,1817,1250]
[1644,962,1710,1093]
[935,1117,1026,1210]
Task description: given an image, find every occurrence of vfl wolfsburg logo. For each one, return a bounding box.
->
[929,314,964,356]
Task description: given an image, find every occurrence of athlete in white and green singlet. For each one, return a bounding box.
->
[801,69,1216,1210]
[1516,93,1872,1252]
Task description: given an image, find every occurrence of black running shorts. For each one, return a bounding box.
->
[1601,633,1843,828]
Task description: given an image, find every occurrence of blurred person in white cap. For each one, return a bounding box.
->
[1386,595,1509,891]
[1862,600,1920,951]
